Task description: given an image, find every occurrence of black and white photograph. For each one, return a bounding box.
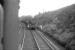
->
[0,0,75,50]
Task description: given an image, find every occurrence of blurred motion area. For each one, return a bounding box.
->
[0,0,19,50]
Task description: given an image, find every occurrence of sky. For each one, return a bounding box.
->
[18,0,75,17]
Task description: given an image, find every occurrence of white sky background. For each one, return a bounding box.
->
[18,0,75,17]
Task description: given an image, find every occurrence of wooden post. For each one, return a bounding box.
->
[3,0,19,50]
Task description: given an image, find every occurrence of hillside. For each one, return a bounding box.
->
[20,4,75,49]
[33,4,75,48]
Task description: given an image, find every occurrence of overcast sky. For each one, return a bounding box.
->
[18,0,75,17]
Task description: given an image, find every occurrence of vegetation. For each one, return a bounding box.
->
[33,4,75,48]
[20,4,75,49]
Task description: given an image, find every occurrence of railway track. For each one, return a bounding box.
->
[18,30,39,50]
[31,30,52,50]
[18,28,65,50]
[34,30,65,50]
